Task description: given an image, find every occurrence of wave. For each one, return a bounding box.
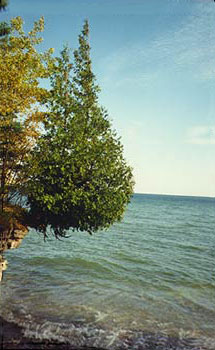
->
[2,193,215,348]
[2,310,215,350]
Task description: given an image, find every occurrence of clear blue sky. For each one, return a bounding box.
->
[2,0,215,197]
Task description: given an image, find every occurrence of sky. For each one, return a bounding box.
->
[2,0,215,197]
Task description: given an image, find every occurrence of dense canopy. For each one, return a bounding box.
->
[0,17,134,240]
[0,16,52,213]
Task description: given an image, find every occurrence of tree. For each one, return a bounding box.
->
[0,0,8,11]
[0,16,53,213]
[0,21,10,36]
[26,21,134,238]
[0,0,10,37]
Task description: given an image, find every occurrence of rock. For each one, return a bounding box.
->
[0,255,8,281]
[0,215,28,281]
[0,221,28,252]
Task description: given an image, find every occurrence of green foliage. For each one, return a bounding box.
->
[26,21,134,238]
[0,21,10,37]
[0,16,53,212]
[0,17,134,239]
[0,0,8,11]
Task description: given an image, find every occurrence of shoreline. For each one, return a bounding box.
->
[0,316,106,350]
[0,316,210,350]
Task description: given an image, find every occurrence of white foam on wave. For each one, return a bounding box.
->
[2,307,215,350]
[2,306,125,349]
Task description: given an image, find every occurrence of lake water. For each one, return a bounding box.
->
[0,194,215,349]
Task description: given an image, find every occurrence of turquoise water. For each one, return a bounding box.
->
[1,194,215,349]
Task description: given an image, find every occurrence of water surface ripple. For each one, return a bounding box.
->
[1,194,215,349]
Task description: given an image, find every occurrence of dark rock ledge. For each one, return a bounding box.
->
[0,316,105,350]
[0,316,211,350]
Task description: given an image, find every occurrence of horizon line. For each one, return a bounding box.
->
[133,192,215,199]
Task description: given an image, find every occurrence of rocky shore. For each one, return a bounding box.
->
[0,316,106,350]
[0,316,211,350]
[0,211,29,281]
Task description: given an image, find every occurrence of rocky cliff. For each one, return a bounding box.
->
[0,212,28,281]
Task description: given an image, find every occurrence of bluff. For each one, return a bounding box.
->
[0,206,28,281]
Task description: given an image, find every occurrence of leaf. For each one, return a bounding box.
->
[26,21,134,239]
